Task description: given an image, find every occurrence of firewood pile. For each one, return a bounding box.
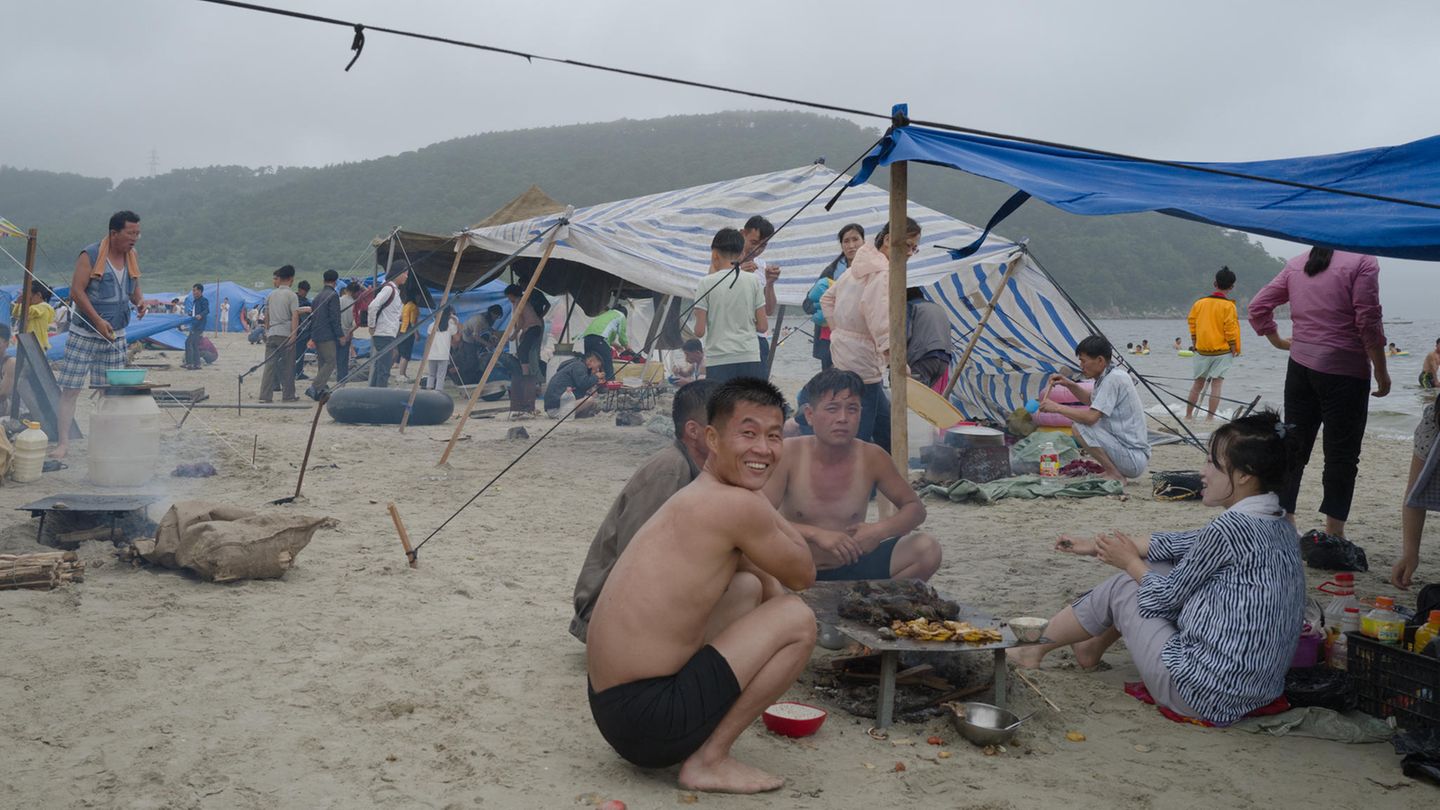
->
[0,551,86,591]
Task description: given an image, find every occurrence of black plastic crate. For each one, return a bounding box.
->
[1346,629,1440,730]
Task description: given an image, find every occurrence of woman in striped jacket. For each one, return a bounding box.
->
[1011,411,1306,725]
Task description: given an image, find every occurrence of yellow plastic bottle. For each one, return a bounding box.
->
[1414,610,1440,653]
[1363,597,1406,646]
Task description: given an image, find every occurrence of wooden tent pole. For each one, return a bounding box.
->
[438,225,561,466]
[11,228,37,420]
[886,162,909,478]
[398,235,467,432]
[942,254,1022,399]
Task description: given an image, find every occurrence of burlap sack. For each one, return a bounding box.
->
[139,500,332,582]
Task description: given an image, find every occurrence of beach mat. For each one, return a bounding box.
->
[326,387,455,426]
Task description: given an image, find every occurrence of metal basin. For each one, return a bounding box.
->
[949,701,1021,746]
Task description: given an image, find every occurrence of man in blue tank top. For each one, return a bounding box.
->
[53,210,147,459]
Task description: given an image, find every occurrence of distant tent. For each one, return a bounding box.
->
[454,165,1092,423]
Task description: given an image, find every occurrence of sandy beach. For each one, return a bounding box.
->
[0,331,1431,809]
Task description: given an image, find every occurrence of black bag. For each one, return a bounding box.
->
[1283,666,1354,712]
[1298,530,1368,572]
[1152,470,1203,501]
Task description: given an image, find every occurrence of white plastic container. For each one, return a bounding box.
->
[89,392,161,486]
[12,420,48,483]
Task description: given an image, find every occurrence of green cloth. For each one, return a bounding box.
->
[922,473,1123,504]
[1231,707,1393,743]
[580,309,628,347]
[1011,432,1082,464]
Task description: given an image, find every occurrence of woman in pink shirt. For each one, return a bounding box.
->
[1249,248,1390,538]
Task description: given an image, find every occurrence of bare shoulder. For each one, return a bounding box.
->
[684,477,774,530]
[861,441,898,474]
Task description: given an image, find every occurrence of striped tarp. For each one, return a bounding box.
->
[462,164,1092,422]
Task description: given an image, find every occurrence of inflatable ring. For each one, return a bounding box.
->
[1177,350,1195,357]
[326,387,455,425]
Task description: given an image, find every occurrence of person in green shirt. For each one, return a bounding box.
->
[580,304,628,381]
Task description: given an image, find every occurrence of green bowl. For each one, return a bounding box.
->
[106,368,147,386]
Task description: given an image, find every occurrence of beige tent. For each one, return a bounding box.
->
[377,184,664,316]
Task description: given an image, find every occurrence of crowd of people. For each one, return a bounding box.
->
[11,210,1435,797]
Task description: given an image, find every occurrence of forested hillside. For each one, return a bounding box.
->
[0,111,1280,312]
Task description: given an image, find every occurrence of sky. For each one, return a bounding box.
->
[5,0,1439,315]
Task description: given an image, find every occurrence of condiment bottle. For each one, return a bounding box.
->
[1328,606,1360,670]
[1363,597,1405,646]
[1414,610,1440,654]
[1038,442,1060,478]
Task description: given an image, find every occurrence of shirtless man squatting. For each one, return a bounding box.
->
[586,378,817,794]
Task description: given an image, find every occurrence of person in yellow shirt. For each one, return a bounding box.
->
[10,286,56,352]
[395,291,420,382]
[1185,266,1241,421]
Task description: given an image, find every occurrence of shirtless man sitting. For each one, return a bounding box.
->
[586,378,817,794]
[764,369,942,581]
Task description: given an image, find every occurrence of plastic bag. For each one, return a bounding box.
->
[1283,666,1355,712]
[1299,529,1368,572]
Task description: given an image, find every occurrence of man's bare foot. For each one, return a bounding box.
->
[48,445,68,461]
[1007,646,1045,669]
[678,755,784,794]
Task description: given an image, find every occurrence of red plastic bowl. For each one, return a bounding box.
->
[762,702,828,737]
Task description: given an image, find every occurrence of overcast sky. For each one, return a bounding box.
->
[6,0,1439,314]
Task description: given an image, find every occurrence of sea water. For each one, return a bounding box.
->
[765,314,1435,440]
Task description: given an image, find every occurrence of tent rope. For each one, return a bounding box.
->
[191,0,1440,213]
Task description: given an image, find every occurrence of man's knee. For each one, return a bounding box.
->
[772,594,817,645]
[894,533,942,579]
[727,571,763,609]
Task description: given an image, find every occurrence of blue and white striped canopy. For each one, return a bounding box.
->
[462,165,1090,421]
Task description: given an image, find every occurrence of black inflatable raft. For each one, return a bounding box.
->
[325,387,455,426]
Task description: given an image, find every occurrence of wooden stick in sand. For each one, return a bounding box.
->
[1013,668,1063,714]
[438,219,564,466]
[399,235,467,433]
[387,502,418,569]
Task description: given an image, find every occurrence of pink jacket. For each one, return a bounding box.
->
[820,243,890,383]
[1248,250,1385,381]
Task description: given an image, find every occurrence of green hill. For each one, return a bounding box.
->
[0,111,1280,312]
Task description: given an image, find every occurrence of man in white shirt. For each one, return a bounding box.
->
[741,216,780,367]
[1040,335,1151,481]
[367,267,409,388]
[694,229,768,384]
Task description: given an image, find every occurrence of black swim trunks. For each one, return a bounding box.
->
[815,536,901,581]
[588,644,741,768]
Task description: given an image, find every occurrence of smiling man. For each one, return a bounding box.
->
[764,369,942,581]
[586,378,816,794]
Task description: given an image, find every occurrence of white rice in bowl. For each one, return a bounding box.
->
[765,702,826,720]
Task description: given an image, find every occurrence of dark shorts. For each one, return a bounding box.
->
[706,361,765,384]
[815,536,901,581]
[588,644,741,768]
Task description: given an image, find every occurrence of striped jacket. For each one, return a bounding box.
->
[1139,494,1304,725]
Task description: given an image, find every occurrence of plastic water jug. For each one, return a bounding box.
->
[12,421,48,483]
[89,392,161,486]
[1038,442,1060,477]
[1317,573,1360,631]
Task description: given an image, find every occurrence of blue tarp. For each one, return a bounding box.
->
[850,125,1440,260]
[42,313,190,361]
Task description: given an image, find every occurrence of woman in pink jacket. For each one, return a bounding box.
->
[819,217,922,452]
[1249,247,1390,539]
